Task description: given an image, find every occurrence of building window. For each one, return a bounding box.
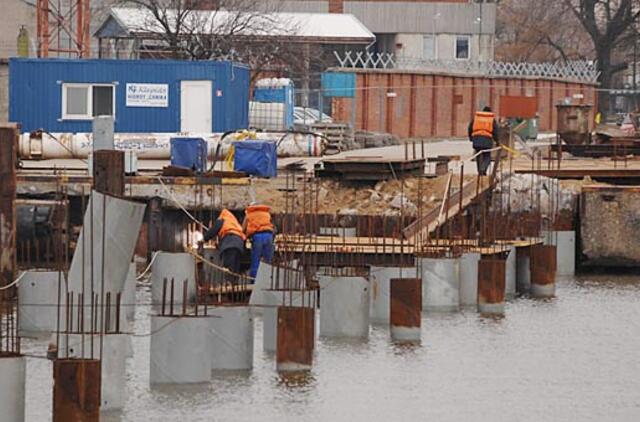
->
[455,35,470,60]
[423,35,436,59]
[62,83,115,120]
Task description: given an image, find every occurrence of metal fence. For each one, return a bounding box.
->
[334,51,600,84]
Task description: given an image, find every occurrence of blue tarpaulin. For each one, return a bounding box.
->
[233,140,277,178]
[170,137,207,172]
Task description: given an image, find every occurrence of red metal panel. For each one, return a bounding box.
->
[530,245,557,286]
[390,278,422,329]
[53,359,101,422]
[499,95,538,119]
[276,306,315,370]
[477,258,506,305]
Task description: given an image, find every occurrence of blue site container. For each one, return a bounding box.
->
[170,137,207,172]
[233,140,277,178]
[9,58,249,133]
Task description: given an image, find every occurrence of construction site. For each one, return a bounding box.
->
[2,0,640,421]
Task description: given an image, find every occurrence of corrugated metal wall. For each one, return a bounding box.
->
[330,69,598,139]
[9,58,249,133]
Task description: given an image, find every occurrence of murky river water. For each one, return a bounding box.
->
[23,275,640,421]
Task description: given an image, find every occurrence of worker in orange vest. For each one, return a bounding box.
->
[468,106,500,175]
[201,209,246,275]
[243,203,275,279]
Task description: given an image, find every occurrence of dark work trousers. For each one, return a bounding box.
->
[471,136,495,176]
[221,248,242,284]
[475,148,492,175]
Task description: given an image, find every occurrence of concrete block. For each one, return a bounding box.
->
[319,275,369,338]
[18,271,59,336]
[0,356,26,422]
[208,306,254,371]
[150,316,210,384]
[421,257,460,312]
[151,252,196,312]
[459,253,480,307]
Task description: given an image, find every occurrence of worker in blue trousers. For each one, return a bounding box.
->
[243,203,275,279]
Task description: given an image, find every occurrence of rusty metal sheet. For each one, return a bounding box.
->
[477,258,506,304]
[276,306,315,370]
[53,358,101,422]
[0,125,18,293]
[499,95,538,119]
[389,278,421,329]
[529,245,557,285]
[93,150,125,196]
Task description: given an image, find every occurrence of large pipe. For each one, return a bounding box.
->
[19,131,325,160]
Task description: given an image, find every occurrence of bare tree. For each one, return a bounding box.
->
[563,0,640,114]
[496,0,592,62]
[120,0,308,81]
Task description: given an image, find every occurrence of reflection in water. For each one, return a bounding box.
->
[23,277,640,422]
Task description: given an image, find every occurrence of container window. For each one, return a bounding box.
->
[455,35,470,60]
[62,83,115,120]
[65,85,89,117]
[93,86,114,117]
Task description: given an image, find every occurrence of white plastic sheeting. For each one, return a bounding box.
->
[66,191,145,332]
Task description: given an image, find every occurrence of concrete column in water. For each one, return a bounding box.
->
[369,266,417,324]
[263,289,307,353]
[477,258,506,315]
[515,245,532,295]
[530,244,557,298]
[459,253,480,307]
[18,271,59,337]
[123,262,137,323]
[208,306,254,371]
[150,315,211,384]
[276,306,315,372]
[53,358,101,422]
[59,333,129,411]
[319,275,370,338]
[555,231,576,276]
[421,257,460,312]
[390,278,422,342]
[505,245,517,300]
[0,355,26,422]
[150,252,196,312]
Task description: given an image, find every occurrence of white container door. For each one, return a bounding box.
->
[180,80,212,133]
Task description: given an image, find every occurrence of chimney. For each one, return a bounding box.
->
[328,0,344,13]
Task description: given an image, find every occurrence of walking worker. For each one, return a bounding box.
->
[468,106,500,176]
[243,203,275,279]
[200,209,246,276]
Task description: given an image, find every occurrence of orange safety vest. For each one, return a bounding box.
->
[471,111,495,138]
[218,209,246,241]
[245,205,274,237]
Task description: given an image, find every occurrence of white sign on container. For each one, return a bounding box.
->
[126,83,169,107]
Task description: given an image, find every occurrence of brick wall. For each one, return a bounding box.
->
[331,69,598,139]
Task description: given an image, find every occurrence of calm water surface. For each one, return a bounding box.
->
[23,275,640,421]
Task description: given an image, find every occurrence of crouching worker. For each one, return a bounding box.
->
[243,203,275,279]
[200,209,246,278]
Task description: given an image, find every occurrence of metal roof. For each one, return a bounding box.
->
[96,7,375,44]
